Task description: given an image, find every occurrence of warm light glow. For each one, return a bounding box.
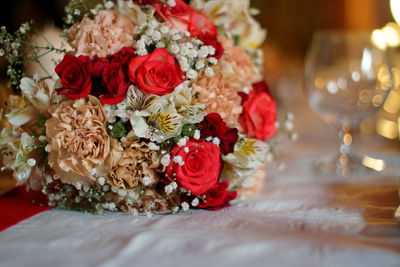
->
[362,156,386,172]
[376,118,399,139]
[371,29,387,49]
[390,0,400,25]
[383,23,400,46]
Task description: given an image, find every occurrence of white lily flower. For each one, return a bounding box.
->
[5,95,35,126]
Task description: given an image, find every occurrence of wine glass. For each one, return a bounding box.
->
[304,31,393,176]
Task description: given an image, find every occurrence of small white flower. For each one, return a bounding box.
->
[181,202,190,211]
[177,137,188,147]
[195,61,205,70]
[212,137,220,146]
[208,57,218,65]
[142,176,152,186]
[75,182,82,190]
[45,144,51,152]
[171,182,178,189]
[27,158,36,167]
[38,135,47,142]
[173,155,184,166]
[172,34,182,41]
[191,198,199,207]
[187,69,198,80]
[167,0,176,7]
[160,25,170,34]
[165,185,173,195]
[151,31,162,41]
[118,189,127,197]
[205,67,214,77]
[104,1,114,9]
[183,147,189,153]
[194,130,201,140]
[148,142,160,151]
[285,121,294,131]
[83,184,90,193]
[172,206,179,212]
[98,177,106,186]
[161,154,171,166]
[111,186,119,193]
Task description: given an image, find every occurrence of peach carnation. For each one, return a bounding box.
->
[192,68,242,128]
[219,37,261,92]
[46,96,111,184]
[107,136,161,190]
[69,10,135,58]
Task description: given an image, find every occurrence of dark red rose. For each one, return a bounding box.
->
[219,128,238,155]
[199,113,228,138]
[198,34,224,59]
[100,62,130,104]
[154,0,217,38]
[55,54,92,100]
[128,48,185,95]
[239,82,277,140]
[108,47,136,67]
[198,180,237,210]
[199,113,238,155]
[165,139,221,195]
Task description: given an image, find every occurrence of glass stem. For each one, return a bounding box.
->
[337,122,353,169]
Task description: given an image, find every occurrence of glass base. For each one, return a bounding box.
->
[313,153,372,177]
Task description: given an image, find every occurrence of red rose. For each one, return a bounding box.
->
[239,83,277,140]
[154,0,217,38]
[55,54,92,100]
[199,113,238,155]
[128,48,185,95]
[198,180,237,210]
[166,139,221,195]
[100,62,130,105]
[91,56,109,78]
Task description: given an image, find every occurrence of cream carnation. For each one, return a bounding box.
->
[192,68,242,128]
[219,37,261,92]
[107,137,161,190]
[69,10,135,58]
[46,96,111,184]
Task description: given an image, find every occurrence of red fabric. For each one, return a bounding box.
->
[0,186,50,231]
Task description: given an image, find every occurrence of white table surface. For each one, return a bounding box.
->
[1,105,399,267]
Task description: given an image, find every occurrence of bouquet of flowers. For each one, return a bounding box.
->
[0,0,294,214]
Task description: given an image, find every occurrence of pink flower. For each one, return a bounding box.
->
[69,10,135,58]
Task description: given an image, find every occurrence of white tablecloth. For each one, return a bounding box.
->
[1,108,399,267]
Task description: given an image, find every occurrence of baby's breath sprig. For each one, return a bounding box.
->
[0,22,33,90]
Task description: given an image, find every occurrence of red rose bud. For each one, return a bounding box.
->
[199,113,238,155]
[154,0,217,38]
[198,180,237,210]
[55,54,93,100]
[100,62,130,105]
[239,84,277,140]
[128,48,185,95]
[166,139,221,196]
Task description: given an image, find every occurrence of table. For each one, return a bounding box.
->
[0,105,399,267]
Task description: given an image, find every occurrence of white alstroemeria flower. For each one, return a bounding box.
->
[192,0,266,49]
[5,95,36,126]
[164,83,206,124]
[20,76,53,112]
[0,130,35,184]
[221,138,268,187]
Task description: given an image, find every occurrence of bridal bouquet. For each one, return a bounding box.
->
[0,0,294,214]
